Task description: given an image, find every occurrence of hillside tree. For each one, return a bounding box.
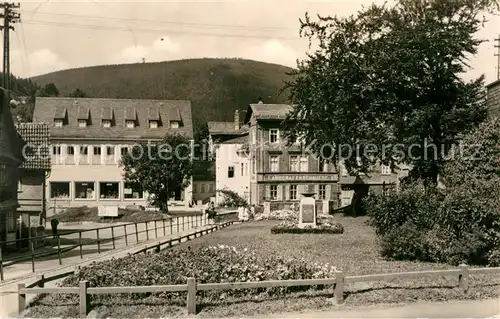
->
[283,0,497,200]
[68,88,88,98]
[38,82,60,97]
[120,134,194,212]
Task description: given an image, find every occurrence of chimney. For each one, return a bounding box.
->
[234,109,240,131]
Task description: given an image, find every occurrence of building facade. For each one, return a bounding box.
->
[17,123,51,227]
[244,102,339,209]
[33,98,194,212]
[487,80,500,118]
[214,135,250,205]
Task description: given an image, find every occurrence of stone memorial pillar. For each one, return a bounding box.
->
[299,192,317,228]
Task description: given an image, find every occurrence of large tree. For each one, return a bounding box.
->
[120,134,194,213]
[284,0,497,192]
[38,82,60,97]
[68,88,88,98]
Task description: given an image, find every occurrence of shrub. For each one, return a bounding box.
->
[216,189,248,207]
[271,216,344,234]
[28,245,338,309]
[254,209,298,221]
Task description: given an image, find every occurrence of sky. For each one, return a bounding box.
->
[5,0,500,84]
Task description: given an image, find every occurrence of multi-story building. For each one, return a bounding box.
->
[33,97,194,212]
[487,80,500,118]
[17,123,51,226]
[244,102,339,210]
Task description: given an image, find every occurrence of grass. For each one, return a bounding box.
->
[49,206,168,223]
[23,216,500,318]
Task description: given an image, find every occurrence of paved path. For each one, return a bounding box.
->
[0,217,211,317]
[226,298,500,318]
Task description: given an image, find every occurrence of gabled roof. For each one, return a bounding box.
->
[33,98,194,140]
[148,106,160,121]
[101,106,113,120]
[76,104,90,120]
[0,88,22,164]
[17,123,51,170]
[221,134,249,144]
[207,121,249,136]
[244,103,293,123]
[54,107,67,120]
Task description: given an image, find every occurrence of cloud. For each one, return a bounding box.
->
[116,35,182,64]
[11,48,70,78]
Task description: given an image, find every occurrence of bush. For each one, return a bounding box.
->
[216,189,248,207]
[271,216,344,234]
[28,245,338,309]
[254,209,298,221]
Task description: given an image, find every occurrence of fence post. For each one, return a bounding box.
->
[79,231,83,259]
[79,280,90,318]
[57,235,62,265]
[135,223,139,243]
[176,217,180,233]
[334,270,344,304]
[18,283,26,314]
[0,246,4,281]
[162,219,166,236]
[154,220,158,238]
[182,216,185,231]
[124,225,128,246]
[459,264,469,292]
[30,238,35,273]
[187,277,197,314]
[39,274,45,287]
[111,226,115,250]
[145,221,149,241]
[96,229,101,254]
[170,219,173,235]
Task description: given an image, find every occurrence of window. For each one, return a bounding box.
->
[120,147,129,156]
[67,146,75,155]
[342,190,352,198]
[228,166,235,178]
[170,121,179,129]
[290,185,297,200]
[149,120,158,129]
[270,185,278,200]
[52,146,61,155]
[0,164,7,186]
[241,163,244,176]
[54,119,63,127]
[289,156,299,172]
[244,163,248,176]
[383,186,392,197]
[93,146,101,155]
[124,182,144,199]
[75,182,95,199]
[78,120,87,128]
[318,185,326,200]
[299,156,308,172]
[80,146,88,155]
[269,129,279,144]
[102,120,111,128]
[252,160,256,175]
[269,155,279,172]
[99,182,119,199]
[106,146,115,156]
[50,182,70,199]
[318,157,328,172]
[126,120,135,128]
[381,164,391,175]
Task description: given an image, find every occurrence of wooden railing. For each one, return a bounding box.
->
[0,212,210,281]
[17,263,500,318]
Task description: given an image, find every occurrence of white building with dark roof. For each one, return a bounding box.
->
[33,97,194,211]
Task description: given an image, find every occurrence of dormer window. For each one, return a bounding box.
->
[78,120,87,128]
[170,121,179,129]
[149,120,158,129]
[54,119,63,127]
[126,120,135,128]
[102,120,111,128]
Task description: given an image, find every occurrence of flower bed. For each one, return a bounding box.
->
[271,216,344,234]
[25,245,338,317]
[254,209,298,221]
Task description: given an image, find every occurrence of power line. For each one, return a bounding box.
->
[21,19,297,40]
[21,10,292,32]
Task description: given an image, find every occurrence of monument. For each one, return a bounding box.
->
[299,192,317,228]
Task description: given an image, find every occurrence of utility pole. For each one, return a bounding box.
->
[495,35,500,80]
[0,2,20,92]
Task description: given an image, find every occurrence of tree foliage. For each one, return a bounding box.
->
[283,0,497,188]
[68,88,88,98]
[37,82,60,97]
[120,134,194,212]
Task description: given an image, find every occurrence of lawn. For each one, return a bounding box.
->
[23,216,500,318]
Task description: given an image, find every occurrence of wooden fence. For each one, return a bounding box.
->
[17,263,500,318]
[0,212,214,281]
